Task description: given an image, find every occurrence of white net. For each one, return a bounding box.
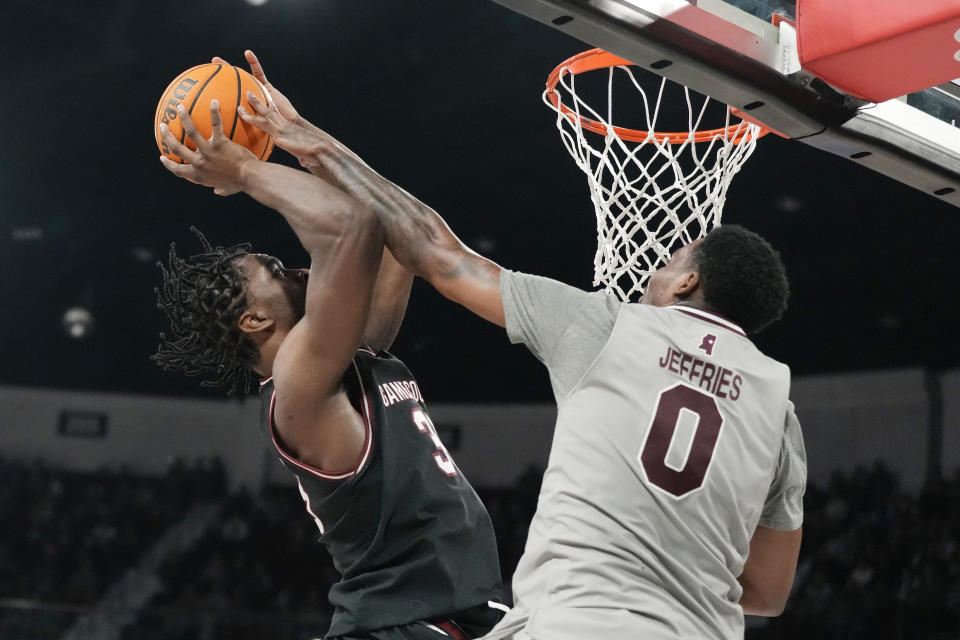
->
[544,54,764,301]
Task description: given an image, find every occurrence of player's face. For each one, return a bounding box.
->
[235,253,310,326]
[641,239,701,306]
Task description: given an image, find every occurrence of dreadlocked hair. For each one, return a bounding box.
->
[152,227,259,395]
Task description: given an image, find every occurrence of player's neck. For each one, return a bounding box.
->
[666,301,703,321]
[670,298,728,322]
[668,288,721,315]
[252,329,287,378]
[668,288,707,311]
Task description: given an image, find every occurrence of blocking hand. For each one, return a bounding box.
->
[213,50,301,124]
[238,92,330,164]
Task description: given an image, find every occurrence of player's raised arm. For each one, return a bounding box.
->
[226,50,416,348]
[236,75,506,328]
[159,100,384,471]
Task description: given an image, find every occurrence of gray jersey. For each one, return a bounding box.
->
[485,271,806,640]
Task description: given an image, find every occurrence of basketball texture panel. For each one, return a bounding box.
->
[154,63,274,164]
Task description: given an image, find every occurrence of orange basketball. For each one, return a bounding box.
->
[154,62,275,163]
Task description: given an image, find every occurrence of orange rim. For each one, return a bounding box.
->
[545,49,769,144]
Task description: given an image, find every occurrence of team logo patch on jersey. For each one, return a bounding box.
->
[697,333,717,356]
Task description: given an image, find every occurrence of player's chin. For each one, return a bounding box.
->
[284,281,308,318]
[294,284,308,313]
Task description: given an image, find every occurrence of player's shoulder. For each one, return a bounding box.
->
[503,270,618,303]
[354,346,410,373]
[502,270,625,330]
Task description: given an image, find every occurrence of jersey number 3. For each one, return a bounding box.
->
[412,408,457,477]
[638,383,724,498]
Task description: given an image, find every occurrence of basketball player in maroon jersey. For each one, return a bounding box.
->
[154,98,505,639]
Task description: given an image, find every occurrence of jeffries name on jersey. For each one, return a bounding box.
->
[658,344,743,400]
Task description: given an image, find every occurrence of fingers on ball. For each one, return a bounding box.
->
[156,62,274,162]
[209,99,224,137]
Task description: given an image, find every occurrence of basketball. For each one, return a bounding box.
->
[154,62,275,163]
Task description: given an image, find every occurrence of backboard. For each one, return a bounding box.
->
[491,0,960,207]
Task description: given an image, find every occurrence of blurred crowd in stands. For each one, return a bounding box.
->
[0,456,225,605]
[1,456,958,639]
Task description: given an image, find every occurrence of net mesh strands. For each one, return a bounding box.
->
[544,51,764,301]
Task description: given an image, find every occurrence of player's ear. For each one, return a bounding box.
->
[673,270,700,299]
[238,309,275,334]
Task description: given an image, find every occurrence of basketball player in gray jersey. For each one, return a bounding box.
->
[236,51,805,639]
[484,235,804,639]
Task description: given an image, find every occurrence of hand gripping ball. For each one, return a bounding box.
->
[154,62,274,163]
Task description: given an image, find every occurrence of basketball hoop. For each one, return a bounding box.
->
[544,48,769,301]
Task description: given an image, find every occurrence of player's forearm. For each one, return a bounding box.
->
[298,137,464,277]
[737,525,802,617]
[362,248,414,351]
[738,580,788,616]
[298,132,414,221]
[293,119,386,197]
[240,160,367,253]
[287,118,453,270]
[292,130,505,326]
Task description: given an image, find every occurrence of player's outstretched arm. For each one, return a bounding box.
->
[226,50,415,350]
[737,525,802,616]
[238,91,506,328]
[159,100,385,471]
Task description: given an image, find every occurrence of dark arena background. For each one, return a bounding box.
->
[2,0,960,638]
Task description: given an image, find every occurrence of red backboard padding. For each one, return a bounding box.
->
[797,0,960,102]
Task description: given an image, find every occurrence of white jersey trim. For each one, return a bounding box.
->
[266,361,374,481]
[488,600,511,613]
[420,622,450,636]
[296,477,325,534]
[667,305,746,337]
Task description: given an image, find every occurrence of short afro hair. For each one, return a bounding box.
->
[690,225,789,334]
[152,228,259,395]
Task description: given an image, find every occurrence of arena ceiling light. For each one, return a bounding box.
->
[62,307,94,339]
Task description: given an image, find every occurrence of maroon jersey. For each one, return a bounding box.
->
[258,349,503,638]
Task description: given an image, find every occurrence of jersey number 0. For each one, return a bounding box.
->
[638,383,724,498]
